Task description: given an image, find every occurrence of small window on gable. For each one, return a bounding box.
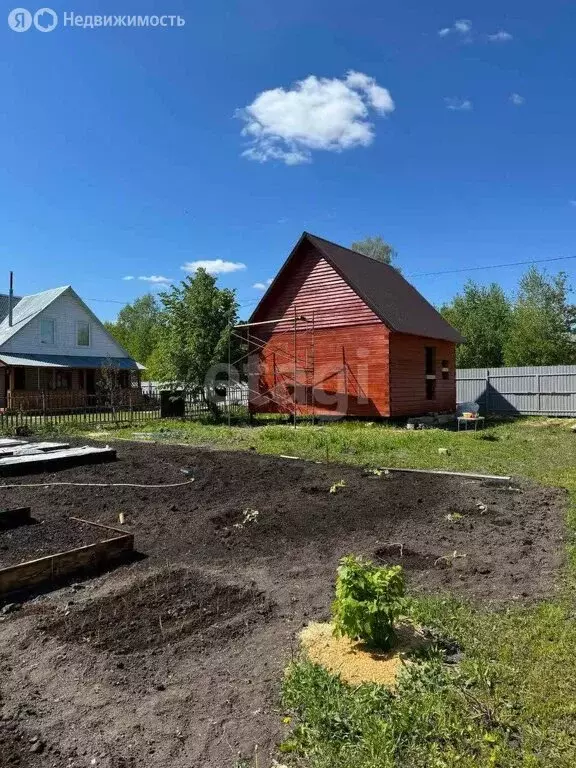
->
[40,318,55,345]
[77,321,90,347]
[442,360,450,380]
[425,346,436,376]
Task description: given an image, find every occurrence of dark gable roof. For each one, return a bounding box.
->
[250,232,464,343]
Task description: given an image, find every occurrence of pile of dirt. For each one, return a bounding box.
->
[47,566,272,654]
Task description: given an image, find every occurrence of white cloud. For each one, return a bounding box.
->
[570,200,576,207]
[454,19,472,34]
[138,275,172,284]
[444,97,473,111]
[439,19,472,38]
[253,278,273,291]
[237,70,395,165]
[181,259,247,275]
[510,93,525,106]
[122,274,172,284]
[488,30,513,42]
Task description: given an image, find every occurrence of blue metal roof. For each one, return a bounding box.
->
[0,294,23,325]
[0,287,69,346]
[0,353,143,370]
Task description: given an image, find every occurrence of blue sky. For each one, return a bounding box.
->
[1,0,575,321]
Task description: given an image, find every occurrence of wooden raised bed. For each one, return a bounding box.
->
[0,517,134,597]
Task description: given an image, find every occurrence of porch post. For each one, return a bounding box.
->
[8,368,14,409]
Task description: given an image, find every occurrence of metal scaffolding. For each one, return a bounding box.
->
[227,310,315,427]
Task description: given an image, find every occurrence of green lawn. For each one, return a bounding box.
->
[7,415,576,767]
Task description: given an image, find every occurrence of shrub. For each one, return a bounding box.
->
[332,555,407,650]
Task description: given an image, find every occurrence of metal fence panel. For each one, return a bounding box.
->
[456,365,576,416]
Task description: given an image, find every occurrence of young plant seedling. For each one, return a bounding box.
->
[233,508,259,529]
[332,555,408,650]
[434,550,467,567]
[329,479,346,494]
[444,512,463,522]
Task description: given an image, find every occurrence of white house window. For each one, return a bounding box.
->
[40,318,55,345]
[76,321,90,347]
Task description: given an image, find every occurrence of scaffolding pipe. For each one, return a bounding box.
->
[227,327,231,427]
[293,308,297,429]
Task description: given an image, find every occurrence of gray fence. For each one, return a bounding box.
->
[456,365,576,416]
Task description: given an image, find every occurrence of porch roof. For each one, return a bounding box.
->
[0,353,144,370]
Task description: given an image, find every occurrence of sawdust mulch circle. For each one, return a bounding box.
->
[299,621,430,687]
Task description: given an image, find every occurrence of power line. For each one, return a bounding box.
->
[85,297,128,305]
[410,254,576,278]
[86,254,576,308]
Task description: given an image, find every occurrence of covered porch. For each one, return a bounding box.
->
[0,353,144,412]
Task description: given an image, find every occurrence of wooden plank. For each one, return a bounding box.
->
[0,442,70,457]
[0,446,116,476]
[0,529,134,596]
[0,439,27,447]
[0,507,31,529]
[380,467,511,482]
[69,516,129,537]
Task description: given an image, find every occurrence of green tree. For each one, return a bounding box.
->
[441,281,512,368]
[503,267,576,366]
[351,236,399,267]
[104,294,161,374]
[153,269,238,415]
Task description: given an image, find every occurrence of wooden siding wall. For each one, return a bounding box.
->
[253,244,380,331]
[249,323,390,417]
[388,334,456,417]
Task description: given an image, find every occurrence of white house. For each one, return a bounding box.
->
[0,284,141,410]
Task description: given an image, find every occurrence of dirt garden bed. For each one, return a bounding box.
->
[0,440,567,767]
[0,518,107,568]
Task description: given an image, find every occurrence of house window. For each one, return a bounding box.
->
[425,346,436,400]
[441,360,450,380]
[76,321,90,347]
[14,367,25,390]
[55,370,72,389]
[40,318,55,345]
[425,346,436,375]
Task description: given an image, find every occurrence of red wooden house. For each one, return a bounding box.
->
[245,233,464,419]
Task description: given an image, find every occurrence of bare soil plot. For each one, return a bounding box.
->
[0,441,567,768]
[0,518,106,568]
